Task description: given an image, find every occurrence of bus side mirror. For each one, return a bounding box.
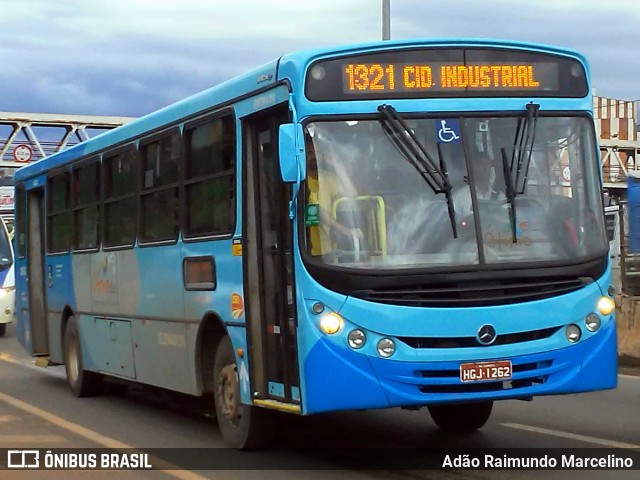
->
[278,123,306,183]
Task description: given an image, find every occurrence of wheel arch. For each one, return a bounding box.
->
[55,305,76,364]
[194,311,228,395]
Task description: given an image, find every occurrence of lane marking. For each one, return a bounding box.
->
[0,352,18,364]
[0,391,209,480]
[0,352,66,378]
[0,415,19,422]
[1,435,67,444]
[502,422,640,449]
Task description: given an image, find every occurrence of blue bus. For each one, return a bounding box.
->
[14,39,617,448]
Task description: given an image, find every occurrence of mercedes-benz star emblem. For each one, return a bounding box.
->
[477,324,497,345]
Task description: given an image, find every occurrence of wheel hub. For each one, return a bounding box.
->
[217,364,241,422]
[67,338,79,383]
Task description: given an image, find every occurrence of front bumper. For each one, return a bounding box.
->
[303,318,617,414]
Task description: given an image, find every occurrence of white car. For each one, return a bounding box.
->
[0,217,14,337]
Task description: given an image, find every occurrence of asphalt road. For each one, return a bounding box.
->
[0,321,638,480]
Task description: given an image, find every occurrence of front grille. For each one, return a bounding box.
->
[351,277,591,307]
[418,377,547,394]
[415,360,552,394]
[398,326,561,349]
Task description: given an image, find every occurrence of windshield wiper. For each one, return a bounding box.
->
[377,104,458,238]
[502,102,540,243]
[511,102,540,194]
[501,147,518,243]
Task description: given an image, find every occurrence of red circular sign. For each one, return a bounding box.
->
[13,144,33,163]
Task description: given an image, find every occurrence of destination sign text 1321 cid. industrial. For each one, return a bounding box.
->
[305,47,588,100]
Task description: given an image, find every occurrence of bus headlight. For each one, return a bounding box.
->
[597,296,615,316]
[348,329,366,349]
[320,312,343,335]
[377,338,396,357]
[585,313,601,332]
[565,324,582,343]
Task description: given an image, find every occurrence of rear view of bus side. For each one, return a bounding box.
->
[14,39,616,448]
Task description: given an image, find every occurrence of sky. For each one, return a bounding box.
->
[1,0,639,118]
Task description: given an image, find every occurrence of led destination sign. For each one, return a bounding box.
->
[306,47,588,101]
[344,63,549,93]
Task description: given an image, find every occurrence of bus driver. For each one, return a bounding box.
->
[305,138,362,257]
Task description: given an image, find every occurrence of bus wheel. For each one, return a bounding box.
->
[428,401,493,432]
[213,336,269,449]
[0,323,6,337]
[63,316,102,397]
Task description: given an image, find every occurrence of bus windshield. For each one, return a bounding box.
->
[304,115,607,270]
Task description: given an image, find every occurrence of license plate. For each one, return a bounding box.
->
[460,360,512,382]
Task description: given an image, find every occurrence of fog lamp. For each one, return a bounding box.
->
[377,338,396,358]
[348,329,366,349]
[565,324,582,343]
[585,313,601,332]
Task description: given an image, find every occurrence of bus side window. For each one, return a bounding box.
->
[73,159,100,250]
[104,148,137,247]
[140,132,181,243]
[47,172,72,253]
[184,114,236,238]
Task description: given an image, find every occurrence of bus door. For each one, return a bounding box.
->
[26,187,49,355]
[243,107,300,408]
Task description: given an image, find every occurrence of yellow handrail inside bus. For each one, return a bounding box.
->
[331,195,387,256]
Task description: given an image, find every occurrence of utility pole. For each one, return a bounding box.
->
[382,0,390,40]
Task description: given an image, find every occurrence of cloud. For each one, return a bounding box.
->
[391,0,640,99]
[1,0,384,115]
[1,0,639,116]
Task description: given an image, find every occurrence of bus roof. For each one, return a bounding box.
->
[281,37,586,66]
[15,38,586,181]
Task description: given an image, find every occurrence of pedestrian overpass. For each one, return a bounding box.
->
[0,111,135,168]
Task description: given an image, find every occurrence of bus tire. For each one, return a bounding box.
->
[213,335,270,449]
[0,323,6,337]
[63,316,102,397]
[428,401,493,432]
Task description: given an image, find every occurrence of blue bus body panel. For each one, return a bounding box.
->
[44,254,75,362]
[15,262,29,351]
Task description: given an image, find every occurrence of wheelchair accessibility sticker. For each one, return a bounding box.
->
[436,119,461,143]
